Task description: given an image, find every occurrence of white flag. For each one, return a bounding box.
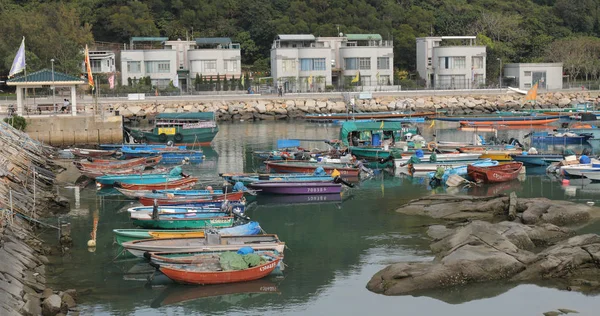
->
[9,37,26,78]
[173,74,179,88]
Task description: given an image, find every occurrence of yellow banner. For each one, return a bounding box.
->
[158,127,176,135]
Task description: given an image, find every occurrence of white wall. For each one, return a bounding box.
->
[504,63,563,90]
[188,49,242,79]
[339,46,394,85]
[432,46,486,89]
[120,50,177,86]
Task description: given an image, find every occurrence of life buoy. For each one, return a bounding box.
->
[174,133,184,142]
[158,133,168,142]
[427,141,437,151]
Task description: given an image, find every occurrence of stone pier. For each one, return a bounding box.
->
[25,115,123,147]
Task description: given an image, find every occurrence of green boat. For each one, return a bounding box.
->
[340,121,418,167]
[131,216,235,229]
[128,112,219,146]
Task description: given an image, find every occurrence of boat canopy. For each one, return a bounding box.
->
[339,121,409,146]
[156,112,215,121]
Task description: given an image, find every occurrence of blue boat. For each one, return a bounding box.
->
[121,146,204,164]
[222,173,333,186]
[96,166,184,186]
[100,144,176,150]
[510,153,564,166]
[529,132,591,145]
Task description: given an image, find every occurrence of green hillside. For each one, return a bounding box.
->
[1,0,598,83]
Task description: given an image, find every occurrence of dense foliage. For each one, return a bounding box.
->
[2,0,600,83]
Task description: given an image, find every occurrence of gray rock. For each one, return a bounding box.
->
[22,295,42,316]
[63,289,77,301]
[42,288,54,299]
[61,293,76,309]
[42,294,62,316]
[0,278,23,299]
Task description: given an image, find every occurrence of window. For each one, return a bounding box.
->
[472,56,484,69]
[359,57,371,70]
[524,71,532,76]
[91,59,102,72]
[524,83,532,88]
[151,79,170,89]
[224,60,238,72]
[439,57,466,69]
[192,60,217,73]
[127,61,141,73]
[378,75,390,85]
[361,76,371,86]
[282,59,296,72]
[299,58,326,71]
[345,58,358,70]
[144,61,170,73]
[427,57,432,66]
[377,57,390,70]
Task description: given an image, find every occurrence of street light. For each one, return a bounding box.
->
[497,57,502,89]
[51,59,56,113]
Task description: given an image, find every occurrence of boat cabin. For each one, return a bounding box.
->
[339,121,418,147]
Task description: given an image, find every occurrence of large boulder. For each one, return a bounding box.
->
[42,294,61,316]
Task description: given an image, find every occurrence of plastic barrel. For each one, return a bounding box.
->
[372,134,381,146]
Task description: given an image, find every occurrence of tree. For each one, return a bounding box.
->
[194,73,201,91]
[223,75,229,91]
[216,74,221,91]
[208,76,214,91]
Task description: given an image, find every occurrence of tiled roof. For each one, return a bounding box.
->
[7,69,84,84]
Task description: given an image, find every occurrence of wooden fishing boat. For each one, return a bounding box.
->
[74,155,162,170]
[436,114,566,123]
[155,253,282,285]
[131,215,235,230]
[305,111,436,121]
[265,160,360,178]
[114,177,199,193]
[221,172,333,186]
[95,166,185,186]
[248,181,342,195]
[393,153,481,170]
[121,234,284,257]
[530,132,591,144]
[71,148,117,158]
[457,147,522,161]
[112,221,261,245]
[127,205,227,219]
[138,191,245,206]
[510,154,563,166]
[467,162,523,183]
[115,186,213,199]
[459,118,559,126]
[148,248,282,265]
[78,164,147,179]
[127,112,219,146]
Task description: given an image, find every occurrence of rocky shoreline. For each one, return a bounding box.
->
[102,91,600,121]
[367,194,600,300]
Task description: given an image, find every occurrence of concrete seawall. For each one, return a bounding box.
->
[25,115,123,147]
[100,91,600,121]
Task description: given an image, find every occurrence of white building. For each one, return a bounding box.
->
[503,63,563,90]
[270,34,393,92]
[87,51,116,74]
[416,36,486,89]
[120,37,241,91]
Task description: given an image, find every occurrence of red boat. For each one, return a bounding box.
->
[75,156,162,170]
[156,253,282,285]
[265,160,360,178]
[459,118,559,126]
[116,177,199,191]
[138,191,245,206]
[467,162,523,183]
[71,148,117,158]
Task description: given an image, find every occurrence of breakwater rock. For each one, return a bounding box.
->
[367,194,600,299]
[104,91,599,121]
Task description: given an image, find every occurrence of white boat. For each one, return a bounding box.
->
[393,153,482,170]
[560,163,600,177]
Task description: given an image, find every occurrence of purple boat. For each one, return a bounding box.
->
[248,181,342,195]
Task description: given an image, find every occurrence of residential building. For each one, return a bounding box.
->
[416,36,486,89]
[87,51,116,74]
[120,37,241,91]
[503,63,563,90]
[270,34,393,92]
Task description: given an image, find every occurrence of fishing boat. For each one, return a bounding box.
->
[127,205,229,219]
[393,153,481,170]
[457,146,522,161]
[131,214,235,230]
[153,252,282,285]
[304,111,436,122]
[147,247,283,265]
[510,154,564,166]
[121,234,284,257]
[467,162,523,183]
[459,118,560,126]
[265,160,360,178]
[114,184,209,198]
[529,131,591,144]
[70,148,117,158]
[78,164,147,179]
[427,159,499,183]
[248,181,343,195]
[127,112,218,146]
[560,164,600,177]
[121,146,204,164]
[112,221,260,246]
[138,191,245,206]
[95,167,184,186]
[221,172,333,186]
[114,177,199,191]
[74,156,162,170]
[588,138,600,148]
[255,193,343,206]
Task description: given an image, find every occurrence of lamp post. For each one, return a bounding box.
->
[51,59,56,113]
[497,57,502,89]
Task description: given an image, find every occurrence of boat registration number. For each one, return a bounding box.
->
[307,187,328,193]
[209,219,230,224]
[259,261,278,272]
[158,127,176,135]
[307,195,329,201]
[183,122,217,129]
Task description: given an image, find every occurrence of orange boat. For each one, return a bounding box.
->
[467,162,523,183]
[155,253,282,285]
[116,177,198,190]
[459,118,559,126]
[138,191,245,206]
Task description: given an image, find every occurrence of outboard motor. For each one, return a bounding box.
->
[333,176,355,188]
[222,183,234,194]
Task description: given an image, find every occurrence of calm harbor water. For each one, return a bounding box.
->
[47,121,600,315]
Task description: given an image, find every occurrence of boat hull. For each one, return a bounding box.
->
[467,162,523,183]
[265,161,360,178]
[116,177,199,191]
[248,181,342,195]
[460,118,559,126]
[96,174,183,186]
[138,191,245,206]
[510,154,563,166]
[131,216,235,230]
